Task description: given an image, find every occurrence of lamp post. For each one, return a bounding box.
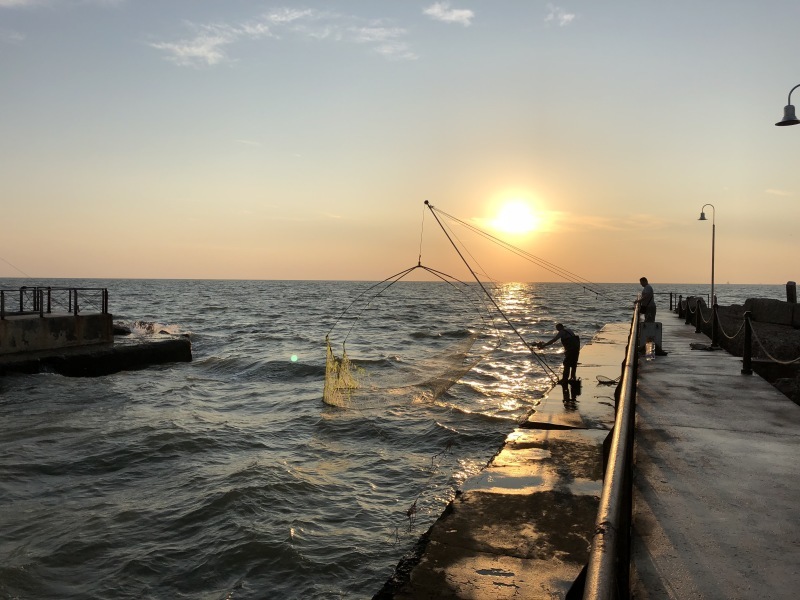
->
[698,204,717,332]
[775,84,800,126]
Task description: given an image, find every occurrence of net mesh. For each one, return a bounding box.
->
[323,337,362,407]
[323,331,489,409]
[322,265,501,410]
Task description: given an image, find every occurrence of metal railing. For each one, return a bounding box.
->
[0,287,108,319]
[582,301,641,600]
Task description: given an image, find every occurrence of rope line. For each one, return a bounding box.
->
[418,204,426,265]
[750,326,800,365]
[425,202,559,383]
[715,317,745,340]
[0,256,32,278]
[429,205,610,297]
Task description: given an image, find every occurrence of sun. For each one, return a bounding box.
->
[490,200,540,235]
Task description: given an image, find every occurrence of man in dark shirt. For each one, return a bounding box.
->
[537,323,580,383]
[639,277,656,322]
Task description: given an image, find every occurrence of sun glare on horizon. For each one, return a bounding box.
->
[490,200,540,235]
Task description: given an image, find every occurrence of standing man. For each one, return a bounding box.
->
[536,323,580,384]
[639,277,656,322]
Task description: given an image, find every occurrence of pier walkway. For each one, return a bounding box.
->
[380,312,800,599]
[632,316,800,599]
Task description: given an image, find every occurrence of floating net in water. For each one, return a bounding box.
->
[322,265,500,409]
[323,331,488,409]
[323,337,361,407]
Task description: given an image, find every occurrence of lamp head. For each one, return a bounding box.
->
[776,104,800,126]
[699,211,707,221]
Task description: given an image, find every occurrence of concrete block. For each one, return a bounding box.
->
[638,321,662,347]
[0,313,113,355]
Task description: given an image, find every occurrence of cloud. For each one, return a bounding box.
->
[0,0,39,6]
[545,4,576,27]
[553,213,670,233]
[0,28,25,43]
[0,0,124,6]
[423,2,474,26]
[151,8,417,67]
[765,188,793,197]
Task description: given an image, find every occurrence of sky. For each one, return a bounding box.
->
[1,0,799,284]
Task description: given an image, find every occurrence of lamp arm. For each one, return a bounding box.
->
[789,84,800,105]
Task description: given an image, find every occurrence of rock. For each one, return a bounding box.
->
[743,298,795,326]
[113,323,132,335]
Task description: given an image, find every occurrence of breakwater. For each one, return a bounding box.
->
[377,323,630,598]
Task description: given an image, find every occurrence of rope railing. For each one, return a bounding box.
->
[750,323,800,366]
[716,316,746,341]
[682,302,800,372]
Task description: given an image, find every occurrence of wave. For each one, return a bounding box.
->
[409,328,474,340]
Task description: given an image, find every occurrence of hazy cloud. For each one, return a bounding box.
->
[559,213,669,233]
[545,4,576,27]
[423,2,474,26]
[765,188,793,196]
[151,8,417,67]
[0,28,26,42]
[0,0,124,6]
[0,0,39,6]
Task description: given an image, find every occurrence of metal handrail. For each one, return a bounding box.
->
[0,287,108,319]
[583,302,640,599]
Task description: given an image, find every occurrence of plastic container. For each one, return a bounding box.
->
[645,339,655,361]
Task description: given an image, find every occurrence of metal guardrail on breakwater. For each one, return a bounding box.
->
[0,286,109,319]
[582,301,641,600]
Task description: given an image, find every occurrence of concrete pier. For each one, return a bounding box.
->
[378,324,629,598]
[631,316,800,599]
[379,313,800,598]
[0,313,192,376]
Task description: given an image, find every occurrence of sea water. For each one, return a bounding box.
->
[0,280,784,599]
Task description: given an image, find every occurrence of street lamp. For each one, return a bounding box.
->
[698,205,716,337]
[775,84,800,126]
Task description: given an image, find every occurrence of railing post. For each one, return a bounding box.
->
[103,289,108,313]
[677,295,684,318]
[670,292,674,312]
[19,288,24,312]
[742,312,753,375]
[1,291,5,319]
[38,290,44,317]
[695,301,702,333]
[73,290,79,316]
[685,299,692,325]
[711,302,719,347]
[47,287,52,314]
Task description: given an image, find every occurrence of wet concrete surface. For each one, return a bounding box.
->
[379,323,630,599]
[631,315,800,599]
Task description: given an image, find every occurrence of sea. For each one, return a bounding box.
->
[0,279,786,600]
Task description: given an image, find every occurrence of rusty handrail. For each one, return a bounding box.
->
[582,301,641,599]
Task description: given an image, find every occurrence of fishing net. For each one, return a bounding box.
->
[323,337,361,407]
[323,330,487,408]
[322,265,500,409]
